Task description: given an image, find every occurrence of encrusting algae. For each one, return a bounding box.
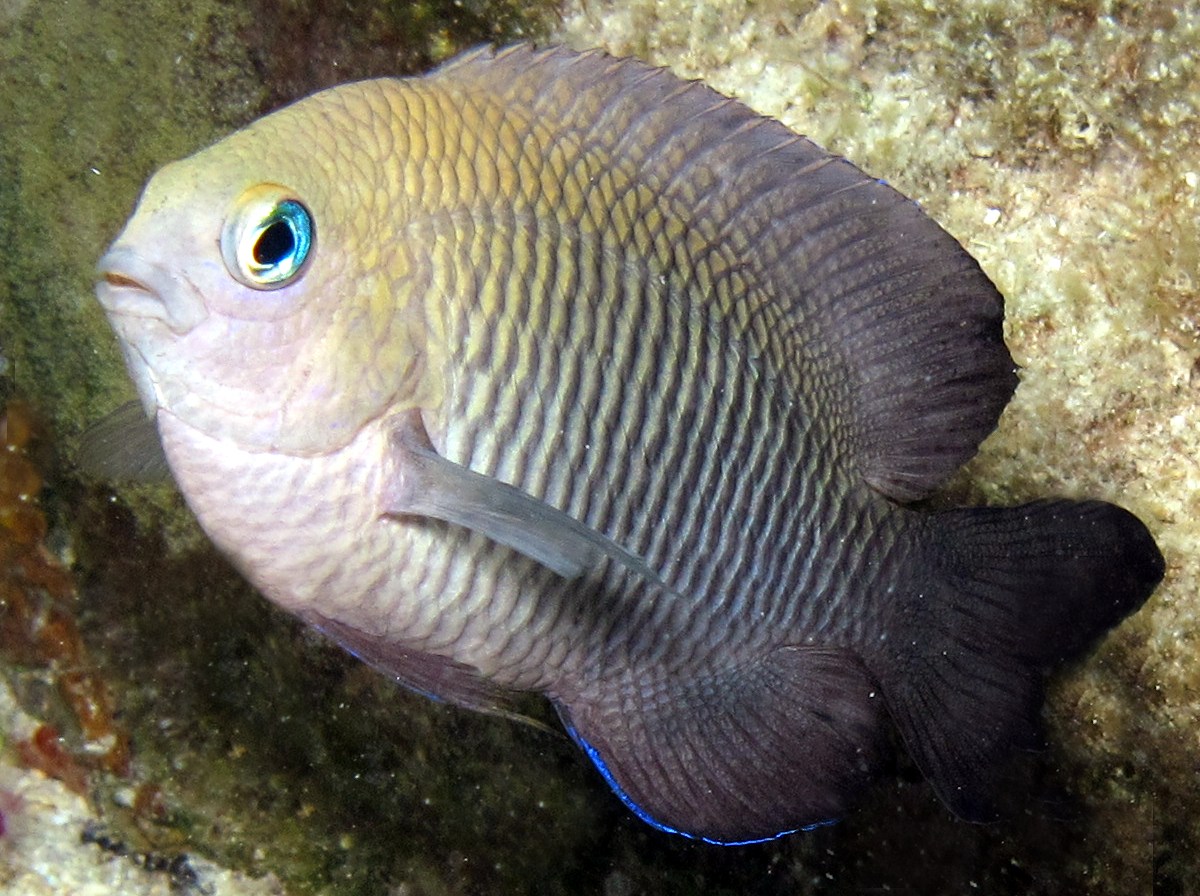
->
[0,401,130,790]
[555,0,1200,891]
[0,400,215,892]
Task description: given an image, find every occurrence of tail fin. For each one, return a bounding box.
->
[871,499,1163,819]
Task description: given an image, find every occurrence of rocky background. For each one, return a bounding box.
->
[0,0,1196,893]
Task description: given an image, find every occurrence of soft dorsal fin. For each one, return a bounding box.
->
[433,45,1017,501]
[384,411,674,590]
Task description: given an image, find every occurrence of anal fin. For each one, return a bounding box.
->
[558,646,887,844]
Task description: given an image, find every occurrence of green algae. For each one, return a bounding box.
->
[240,0,552,107]
[0,0,554,445]
[0,0,264,433]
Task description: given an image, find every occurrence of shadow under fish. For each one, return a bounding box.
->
[81,44,1164,845]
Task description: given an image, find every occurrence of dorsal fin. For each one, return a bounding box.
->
[432,44,1017,501]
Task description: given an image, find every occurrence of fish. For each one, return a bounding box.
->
[84,43,1164,844]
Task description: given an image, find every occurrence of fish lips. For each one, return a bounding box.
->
[95,247,208,335]
[95,247,209,416]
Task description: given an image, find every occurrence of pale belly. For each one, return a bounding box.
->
[154,409,576,692]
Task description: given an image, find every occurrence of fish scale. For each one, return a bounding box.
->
[87,43,1163,844]
[437,192,863,677]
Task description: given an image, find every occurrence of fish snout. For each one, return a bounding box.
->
[95,248,208,333]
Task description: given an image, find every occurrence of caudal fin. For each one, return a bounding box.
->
[872,499,1163,819]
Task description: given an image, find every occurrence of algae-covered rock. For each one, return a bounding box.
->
[0,0,261,432]
[1,0,1196,893]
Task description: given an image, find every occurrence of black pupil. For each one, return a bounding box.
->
[254,219,295,266]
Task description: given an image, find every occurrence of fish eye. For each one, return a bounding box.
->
[221,185,315,289]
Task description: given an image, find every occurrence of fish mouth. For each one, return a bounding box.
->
[95,248,207,333]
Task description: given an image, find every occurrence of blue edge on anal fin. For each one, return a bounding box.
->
[563,723,837,846]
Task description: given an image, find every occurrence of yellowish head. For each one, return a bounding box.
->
[96,82,433,456]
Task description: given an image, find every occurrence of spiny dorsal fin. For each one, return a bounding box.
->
[433,44,1017,501]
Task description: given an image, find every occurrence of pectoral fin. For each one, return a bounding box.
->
[385,412,671,589]
[77,400,172,482]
